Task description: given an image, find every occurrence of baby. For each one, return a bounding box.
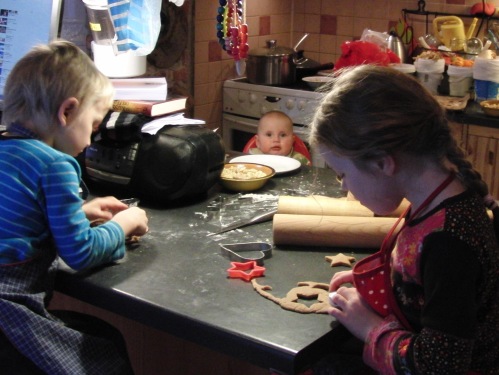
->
[249,110,311,165]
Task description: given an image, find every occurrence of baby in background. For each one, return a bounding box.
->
[249,110,311,166]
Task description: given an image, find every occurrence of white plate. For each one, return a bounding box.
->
[230,155,301,175]
[317,69,334,76]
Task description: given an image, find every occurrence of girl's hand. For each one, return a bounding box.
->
[83,196,128,222]
[328,286,383,342]
[330,270,354,291]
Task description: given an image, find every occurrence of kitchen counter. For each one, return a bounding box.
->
[449,99,499,128]
[55,166,371,375]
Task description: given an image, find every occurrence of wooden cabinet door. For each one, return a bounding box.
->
[467,125,499,198]
[448,121,467,150]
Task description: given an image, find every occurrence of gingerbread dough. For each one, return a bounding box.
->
[251,280,330,314]
[325,253,356,267]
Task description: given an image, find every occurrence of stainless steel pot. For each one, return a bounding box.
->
[246,40,296,86]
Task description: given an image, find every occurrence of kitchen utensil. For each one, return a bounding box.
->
[293,33,309,52]
[465,37,483,54]
[227,260,265,281]
[295,50,334,79]
[466,17,479,39]
[423,34,439,48]
[207,208,277,236]
[387,31,408,63]
[246,40,297,86]
[220,242,273,265]
[273,214,399,248]
[418,36,431,49]
[488,28,499,50]
[433,16,466,49]
[483,39,492,51]
[120,198,140,207]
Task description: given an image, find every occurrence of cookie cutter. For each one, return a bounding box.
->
[219,242,273,266]
[227,261,265,281]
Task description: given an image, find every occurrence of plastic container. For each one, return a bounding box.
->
[473,57,499,102]
[389,63,416,75]
[414,58,445,94]
[447,65,473,97]
[82,0,115,45]
[474,79,499,102]
[417,72,443,94]
[91,42,146,78]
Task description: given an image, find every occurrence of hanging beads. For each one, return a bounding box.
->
[215,0,248,60]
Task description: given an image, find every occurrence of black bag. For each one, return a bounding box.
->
[131,125,225,202]
[84,124,225,204]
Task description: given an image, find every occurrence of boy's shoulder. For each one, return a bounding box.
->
[1,138,75,166]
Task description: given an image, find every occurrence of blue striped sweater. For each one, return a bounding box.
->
[0,137,125,270]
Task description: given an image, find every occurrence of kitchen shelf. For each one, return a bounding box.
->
[402,0,499,35]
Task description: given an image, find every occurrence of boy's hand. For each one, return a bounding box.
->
[83,196,128,222]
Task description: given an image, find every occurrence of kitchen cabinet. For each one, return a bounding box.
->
[449,120,466,149]
[449,118,499,198]
[465,124,499,198]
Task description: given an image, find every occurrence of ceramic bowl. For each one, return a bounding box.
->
[480,99,499,117]
[220,163,275,192]
[302,76,333,89]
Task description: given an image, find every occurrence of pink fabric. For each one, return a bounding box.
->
[363,315,405,375]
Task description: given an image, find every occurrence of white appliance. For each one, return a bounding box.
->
[222,78,326,167]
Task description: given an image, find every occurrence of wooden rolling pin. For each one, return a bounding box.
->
[277,195,410,218]
[273,214,401,248]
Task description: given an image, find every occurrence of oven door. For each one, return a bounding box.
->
[222,113,325,167]
[222,113,260,153]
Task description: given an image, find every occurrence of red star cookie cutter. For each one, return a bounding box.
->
[227,261,265,281]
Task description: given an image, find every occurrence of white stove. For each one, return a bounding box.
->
[222,78,325,167]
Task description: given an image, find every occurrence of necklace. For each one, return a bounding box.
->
[6,122,40,140]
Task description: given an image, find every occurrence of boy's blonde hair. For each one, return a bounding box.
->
[3,39,113,128]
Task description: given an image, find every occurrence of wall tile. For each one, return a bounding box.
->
[195,41,209,64]
[208,40,222,62]
[304,14,321,34]
[195,62,209,85]
[192,0,499,129]
[259,15,271,35]
[320,15,337,35]
[195,19,214,43]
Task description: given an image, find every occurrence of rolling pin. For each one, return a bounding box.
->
[273,214,401,248]
[277,195,410,218]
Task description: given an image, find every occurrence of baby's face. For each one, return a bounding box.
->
[255,115,294,156]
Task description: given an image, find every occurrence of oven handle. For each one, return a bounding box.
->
[264,96,281,103]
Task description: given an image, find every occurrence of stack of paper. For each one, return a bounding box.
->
[110,77,168,101]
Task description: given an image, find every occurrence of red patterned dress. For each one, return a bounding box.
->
[363,191,499,374]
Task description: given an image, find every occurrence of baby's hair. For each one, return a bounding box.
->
[260,110,293,124]
[3,39,113,129]
[310,65,499,234]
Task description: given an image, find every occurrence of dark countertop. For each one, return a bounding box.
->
[55,166,372,374]
[449,100,499,128]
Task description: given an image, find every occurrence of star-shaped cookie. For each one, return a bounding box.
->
[325,253,356,267]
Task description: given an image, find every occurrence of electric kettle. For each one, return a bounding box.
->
[387,31,407,63]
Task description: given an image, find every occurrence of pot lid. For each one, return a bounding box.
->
[249,40,294,57]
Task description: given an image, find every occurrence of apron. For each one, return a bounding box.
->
[0,246,132,375]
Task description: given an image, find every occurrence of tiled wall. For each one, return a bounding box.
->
[194,0,499,129]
